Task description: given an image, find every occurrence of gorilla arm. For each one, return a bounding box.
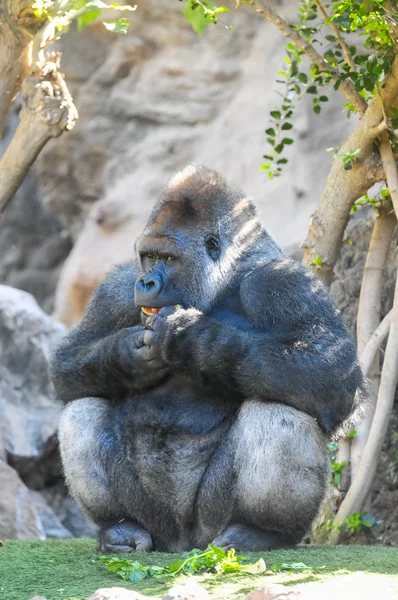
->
[51,263,168,404]
[148,259,364,435]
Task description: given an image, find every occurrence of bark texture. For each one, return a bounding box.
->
[0,54,78,215]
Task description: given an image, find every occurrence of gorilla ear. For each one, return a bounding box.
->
[205,235,221,261]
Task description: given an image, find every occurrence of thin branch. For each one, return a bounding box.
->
[360,310,392,376]
[329,272,398,542]
[350,203,396,495]
[368,118,389,137]
[314,0,356,72]
[243,0,367,116]
[380,133,398,206]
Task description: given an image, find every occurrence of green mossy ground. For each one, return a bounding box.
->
[1,539,398,600]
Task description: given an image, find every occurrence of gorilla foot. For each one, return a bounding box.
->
[99,520,153,553]
[212,523,297,551]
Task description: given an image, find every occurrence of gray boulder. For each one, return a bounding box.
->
[0,285,66,488]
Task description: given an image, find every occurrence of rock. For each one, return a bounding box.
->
[41,481,98,537]
[162,582,210,600]
[36,0,356,254]
[0,460,45,540]
[0,285,66,488]
[0,109,72,314]
[244,584,304,600]
[53,184,152,327]
[0,418,5,462]
[86,588,157,600]
[331,211,397,335]
[29,491,73,539]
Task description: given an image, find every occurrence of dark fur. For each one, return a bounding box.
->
[52,165,364,552]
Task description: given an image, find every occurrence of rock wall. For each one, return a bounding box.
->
[37,0,356,247]
[0,286,96,540]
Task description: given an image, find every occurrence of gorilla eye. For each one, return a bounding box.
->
[146,253,156,260]
[166,255,175,262]
[205,235,220,261]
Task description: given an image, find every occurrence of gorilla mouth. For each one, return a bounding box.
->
[141,307,161,316]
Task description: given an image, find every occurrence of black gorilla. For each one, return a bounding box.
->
[52,165,363,553]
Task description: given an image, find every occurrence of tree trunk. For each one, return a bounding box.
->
[350,204,396,492]
[0,54,78,215]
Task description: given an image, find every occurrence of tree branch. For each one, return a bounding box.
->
[243,0,367,116]
[329,117,398,542]
[350,202,396,492]
[313,0,357,72]
[0,53,78,215]
[360,310,392,377]
[329,272,398,542]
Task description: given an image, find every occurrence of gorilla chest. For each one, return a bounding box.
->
[117,379,235,484]
[118,377,236,437]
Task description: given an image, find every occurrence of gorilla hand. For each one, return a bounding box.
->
[144,307,203,366]
[118,325,168,389]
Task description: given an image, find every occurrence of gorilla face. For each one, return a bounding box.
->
[134,227,222,313]
[134,164,264,314]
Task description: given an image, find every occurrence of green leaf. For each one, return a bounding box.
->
[346,429,357,439]
[129,570,147,582]
[281,137,293,145]
[281,122,293,130]
[103,17,129,33]
[213,6,229,14]
[109,3,136,10]
[307,85,317,94]
[319,95,328,102]
[77,7,101,30]
[312,254,323,266]
[313,105,321,115]
[265,128,276,136]
[270,110,281,119]
[183,0,213,35]
[298,72,308,84]
[277,158,288,164]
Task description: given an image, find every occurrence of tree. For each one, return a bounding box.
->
[0,0,134,214]
[182,0,398,542]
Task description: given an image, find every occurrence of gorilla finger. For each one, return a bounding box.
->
[126,329,146,348]
[159,306,177,318]
[143,329,158,347]
[145,314,163,332]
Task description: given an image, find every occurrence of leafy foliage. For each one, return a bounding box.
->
[351,187,390,212]
[334,148,361,171]
[260,0,398,176]
[101,544,266,582]
[32,0,136,40]
[325,511,381,536]
[101,544,323,584]
[182,0,229,35]
[330,459,348,485]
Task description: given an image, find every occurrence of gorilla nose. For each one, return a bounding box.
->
[135,274,163,305]
[143,274,157,290]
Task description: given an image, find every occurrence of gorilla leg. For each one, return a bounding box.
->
[58,398,153,552]
[196,401,328,551]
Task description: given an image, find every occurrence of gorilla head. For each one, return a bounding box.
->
[134,165,279,313]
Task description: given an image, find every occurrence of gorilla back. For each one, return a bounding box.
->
[52,165,364,552]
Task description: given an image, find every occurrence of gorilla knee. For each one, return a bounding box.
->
[232,401,328,538]
[58,398,119,523]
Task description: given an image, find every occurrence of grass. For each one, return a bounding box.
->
[0,539,398,600]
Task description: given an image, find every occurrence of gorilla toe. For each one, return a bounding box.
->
[99,520,153,553]
[212,523,297,551]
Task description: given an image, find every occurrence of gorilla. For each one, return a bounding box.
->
[52,165,364,553]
